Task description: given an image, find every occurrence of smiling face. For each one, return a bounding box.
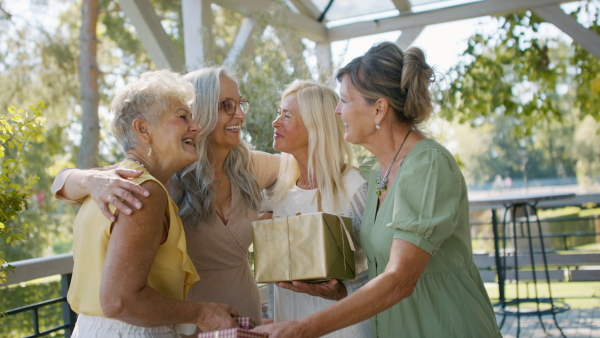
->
[272,93,309,159]
[210,75,246,151]
[150,102,200,171]
[335,75,375,146]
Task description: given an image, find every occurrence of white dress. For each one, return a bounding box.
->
[267,169,373,338]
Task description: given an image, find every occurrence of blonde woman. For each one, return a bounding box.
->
[264,80,372,338]
[254,42,501,338]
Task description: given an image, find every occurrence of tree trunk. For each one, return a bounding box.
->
[77,0,100,169]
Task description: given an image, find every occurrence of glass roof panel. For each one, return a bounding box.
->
[312,0,397,21]
[309,0,483,22]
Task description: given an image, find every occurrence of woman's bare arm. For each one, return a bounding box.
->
[253,238,431,337]
[99,180,238,331]
[51,167,150,222]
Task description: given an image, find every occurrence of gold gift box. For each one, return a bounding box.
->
[252,212,356,283]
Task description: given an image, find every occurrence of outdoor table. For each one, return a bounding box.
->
[470,192,576,338]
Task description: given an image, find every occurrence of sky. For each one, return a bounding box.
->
[328,1,587,76]
[331,17,489,74]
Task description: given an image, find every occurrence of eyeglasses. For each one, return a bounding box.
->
[219,98,250,115]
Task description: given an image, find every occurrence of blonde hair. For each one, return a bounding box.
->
[271,80,353,210]
[174,66,262,227]
[111,70,194,151]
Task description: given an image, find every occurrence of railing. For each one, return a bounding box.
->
[2,193,599,337]
[1,254,76,338]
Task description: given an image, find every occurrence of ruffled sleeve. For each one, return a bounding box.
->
[386,147,464,256]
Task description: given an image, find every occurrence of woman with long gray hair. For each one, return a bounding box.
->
[51,66,280,326]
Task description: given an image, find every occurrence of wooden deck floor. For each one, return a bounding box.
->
[497,308,600,338]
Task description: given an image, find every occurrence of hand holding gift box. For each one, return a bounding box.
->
[252,212,356,283]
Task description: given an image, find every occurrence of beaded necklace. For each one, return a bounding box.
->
[376,130,412,196]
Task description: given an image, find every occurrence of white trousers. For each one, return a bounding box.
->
[72,314,196,337]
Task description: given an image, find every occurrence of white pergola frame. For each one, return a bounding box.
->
[118,0,600,73]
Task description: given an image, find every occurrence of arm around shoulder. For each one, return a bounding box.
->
[251,151,280,189]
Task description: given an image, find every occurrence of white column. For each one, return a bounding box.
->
[182,0,214,71]
[120,0,185,71]
[224,17,257,68]
[315,42,332,82]
[396,25,424,49]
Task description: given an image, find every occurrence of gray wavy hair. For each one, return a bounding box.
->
[174,66,262,227]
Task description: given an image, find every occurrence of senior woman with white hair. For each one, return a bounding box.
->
[264,80,372,338]
[65,70,239,337]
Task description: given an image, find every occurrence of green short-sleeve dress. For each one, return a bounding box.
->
[360,139,502,338]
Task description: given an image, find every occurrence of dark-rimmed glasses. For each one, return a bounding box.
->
[219,98,250,115]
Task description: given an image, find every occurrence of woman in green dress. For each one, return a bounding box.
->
[253,42,502,337]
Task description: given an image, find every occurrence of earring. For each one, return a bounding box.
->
[375,124,381,130]
[147,147,152,157]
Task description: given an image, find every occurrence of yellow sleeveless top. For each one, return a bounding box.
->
[67,160,200,316]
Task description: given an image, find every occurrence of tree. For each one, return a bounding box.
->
[0,103,45,285]
[440,4,600,126]
[77,0,100,169]
[438,3,599,185]
[235,3,312,152]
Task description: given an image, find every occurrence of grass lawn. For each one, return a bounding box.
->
[485,281,600,309]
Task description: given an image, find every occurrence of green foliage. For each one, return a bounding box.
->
[0,281,66,337]
[0,103,45,286]
[237,2,313,152]
[437,2,600,185]
[572,2,600,119]
[439,3,599,130]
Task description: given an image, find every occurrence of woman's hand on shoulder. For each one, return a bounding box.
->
[85,168,150,222]
[276,279,347,301]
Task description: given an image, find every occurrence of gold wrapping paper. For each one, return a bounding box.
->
[252,212,356,283]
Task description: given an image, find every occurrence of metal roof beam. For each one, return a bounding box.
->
[119,0,185,72]
[390,0,412,12]
[396,25,424,49]
[328,0,577,41]
[533,4,600,59]
[289,0,322,19]
[212,0,328,42]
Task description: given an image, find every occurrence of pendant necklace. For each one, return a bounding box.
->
[214,176,229,187]
[376,129,412,196]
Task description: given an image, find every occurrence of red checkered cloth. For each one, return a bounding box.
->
[234,317,256,330]
[197,317,267,338]
[197,328,268,338]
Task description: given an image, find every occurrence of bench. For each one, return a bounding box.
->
[473,252,600,283]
